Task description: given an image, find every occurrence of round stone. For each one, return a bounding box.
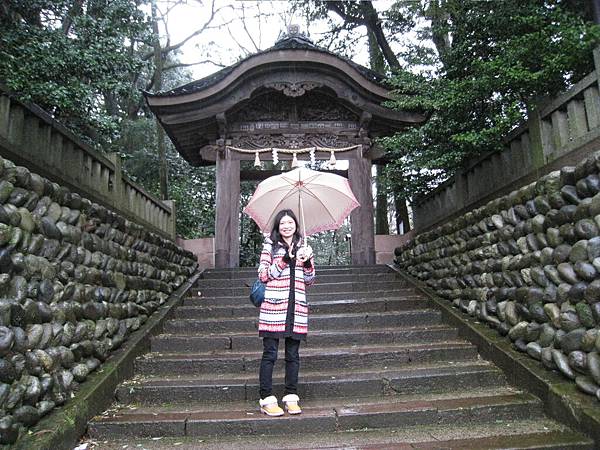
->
[538,323,556,347]
[561,185,581,205]
[554,244,572,264]
[584,279,600,303]
[552,349,575,379]
[570,240,589,263]
[575,219,599,240]
[557,263,579,284]
[13,405,40,427]
[526,342,542,360]
[562,328,586,352]
[508,321,529,341]
[591,192,600,217]
[569,350,588,373]
[560,223,577,244]
[588,352,600,384]
[582,329,599,352]
[546,228,563,247]
[575,376,599,395]
[561,310,583,332]
[574,261,597,281]
[541,347,556,369]
[576,302,596,328]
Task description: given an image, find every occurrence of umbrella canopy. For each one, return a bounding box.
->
[243,166,360,237]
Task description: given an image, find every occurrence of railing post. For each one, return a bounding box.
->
[107,153,125,211]
[163,199,177,240]
[526,102,548,170]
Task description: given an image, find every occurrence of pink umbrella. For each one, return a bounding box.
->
[243,166,360,237]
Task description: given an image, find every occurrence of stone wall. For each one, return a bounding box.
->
[0,156,198,444]
[396,150,600,403]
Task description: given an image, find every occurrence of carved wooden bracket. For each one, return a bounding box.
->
[264,81,323,97]
[216,112,227,139]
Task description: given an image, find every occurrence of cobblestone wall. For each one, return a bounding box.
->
[0,156,197,444]
[396,150,600,402]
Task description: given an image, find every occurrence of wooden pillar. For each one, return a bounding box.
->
[215,148,241,268]
[348,146,375,265]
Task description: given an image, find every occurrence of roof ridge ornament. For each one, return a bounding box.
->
[275,24,314,47]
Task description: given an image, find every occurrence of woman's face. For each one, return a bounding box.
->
[279,215,296,240]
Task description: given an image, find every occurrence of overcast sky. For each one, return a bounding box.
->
[159,0,380,80]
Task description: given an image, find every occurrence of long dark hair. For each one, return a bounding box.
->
[270,209,302,251]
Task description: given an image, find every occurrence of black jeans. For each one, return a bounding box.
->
[259,337,301,399]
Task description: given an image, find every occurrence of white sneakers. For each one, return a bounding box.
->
[259,395,284,416]
[282,394,302,415]
[259,394,302,416]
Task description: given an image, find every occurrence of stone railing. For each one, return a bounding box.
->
[396,149,600,402]
[414,59,600,232]
[0,153,197,445]
[0,89,176,240]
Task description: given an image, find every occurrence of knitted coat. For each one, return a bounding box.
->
[258,237,316,335]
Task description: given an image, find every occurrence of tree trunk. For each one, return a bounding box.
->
[151,0,169,200]
[360,1,401,71]
[424,0,452,66]
[375,169,389,235]
[394,189,411,234]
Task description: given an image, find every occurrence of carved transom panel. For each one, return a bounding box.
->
[229,90,359,124]
[233,134,351,150]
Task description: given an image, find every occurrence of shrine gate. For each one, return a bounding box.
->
[145,31,424,268]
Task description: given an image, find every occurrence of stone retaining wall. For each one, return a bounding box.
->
[0,156,198,444]
[396,150,600,403]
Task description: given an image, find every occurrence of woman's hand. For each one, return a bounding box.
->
[297,245,313,263]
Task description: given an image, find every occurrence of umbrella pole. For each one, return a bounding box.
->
[299,193,307,244]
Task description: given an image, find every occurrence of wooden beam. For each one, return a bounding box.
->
[348,146,375,265]
[214,149,240,268]
[241,169,348,181]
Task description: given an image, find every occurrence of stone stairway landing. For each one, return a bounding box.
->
[87,265,594,449]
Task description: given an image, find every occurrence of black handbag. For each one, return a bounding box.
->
[249,279,266,307]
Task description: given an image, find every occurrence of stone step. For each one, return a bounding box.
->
[135,341,478,376]
[200,265,390,279]
[197,280,410,297]
[196,272,400,288]
[151,325,459,353]
[115,362,508,405]
[173,297,427,319]
[89,391,544,440]
[184,289,422,306]
[85,416,595,450]
[162,310,442,334]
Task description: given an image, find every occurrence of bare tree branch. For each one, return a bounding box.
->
[239,4,260,52]
[164,59,227,71]
[142,0,232,60]
[227,24,252,56]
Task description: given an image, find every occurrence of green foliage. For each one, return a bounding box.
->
[382,0,600,199]
[0,0,151,147]
[116,117,216,239]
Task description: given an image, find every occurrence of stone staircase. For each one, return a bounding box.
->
[86,266,593,449]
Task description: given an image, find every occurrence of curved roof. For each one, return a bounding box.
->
[147,34,387,98]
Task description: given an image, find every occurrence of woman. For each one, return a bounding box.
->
[257,209,315,416]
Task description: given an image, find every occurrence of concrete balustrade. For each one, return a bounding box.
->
[0,89,176,240]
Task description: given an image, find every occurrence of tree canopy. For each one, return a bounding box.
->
[2,0,599,245]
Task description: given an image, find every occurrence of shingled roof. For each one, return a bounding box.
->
[146,34,387,99]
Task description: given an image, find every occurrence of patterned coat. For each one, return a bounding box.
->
[258,237,316,335]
